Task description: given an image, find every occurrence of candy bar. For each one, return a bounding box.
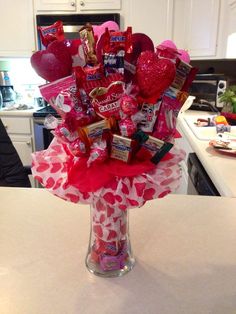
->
[38,20,65,47]
[110,134,133,162]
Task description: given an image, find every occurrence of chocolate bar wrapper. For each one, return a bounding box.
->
[110,134,133,163]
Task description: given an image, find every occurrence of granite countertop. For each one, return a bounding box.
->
[177,110,236,197]
[1,187,236,314]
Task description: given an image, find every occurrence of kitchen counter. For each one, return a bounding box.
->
[1,187,236,314]
[0,107,36,117]
[178,110,236,197]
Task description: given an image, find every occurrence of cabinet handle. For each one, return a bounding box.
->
[71,1,76,6]
[79,1,85,6]
[4,124,8,129]
[26,141,31,146]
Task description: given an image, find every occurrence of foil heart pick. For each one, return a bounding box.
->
[136,51,176,100]
[30,40,72,82]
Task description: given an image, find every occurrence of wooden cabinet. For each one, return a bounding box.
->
[34,0,121,12]
[0,0,36,57]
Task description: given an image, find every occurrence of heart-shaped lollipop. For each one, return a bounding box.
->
[136,51,176,100]
[31,40,72,82]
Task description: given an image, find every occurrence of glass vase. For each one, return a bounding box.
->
[85,197,135,277]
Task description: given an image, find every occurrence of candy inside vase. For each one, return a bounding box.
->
[86,197,135,277]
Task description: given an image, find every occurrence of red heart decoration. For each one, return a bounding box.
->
[30,40,72,82]
[136,51,176,99]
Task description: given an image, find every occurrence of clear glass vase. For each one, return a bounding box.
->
[86,198,135,277]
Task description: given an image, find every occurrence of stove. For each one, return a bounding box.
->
[33,105,60,118]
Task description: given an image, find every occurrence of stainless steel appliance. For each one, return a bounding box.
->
[36,13,120,49]
[0,86,16,107]
[33,106,60,150]
[189,74,228,111]
[187,153,220,196]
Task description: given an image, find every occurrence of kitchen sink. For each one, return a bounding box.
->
[184,114,236,141]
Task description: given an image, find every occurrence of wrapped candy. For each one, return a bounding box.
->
[87,140,108,167]
[119,117,137,137]
[102,27,133,76]
[120,94,138,116]
[38,21,65,47]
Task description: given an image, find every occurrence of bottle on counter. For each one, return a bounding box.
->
[0,71,12,86]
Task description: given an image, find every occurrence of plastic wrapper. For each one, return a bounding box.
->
[102,27,132,75]
[38,21,65,47]
[152,95,181,141]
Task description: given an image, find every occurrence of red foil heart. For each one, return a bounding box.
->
[136,51,176,101]
[30,40,72,82]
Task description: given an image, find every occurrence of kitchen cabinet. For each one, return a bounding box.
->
[0,115,35,186]
[172,0,220,59]
[225,0,236,57]
[34,0,121,12]
[126,0,173,46]
[0,0,36,58]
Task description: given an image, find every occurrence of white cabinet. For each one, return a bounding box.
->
[225,0,236,58]
[0,0,36,57]
[34,0,121,11]
[172,0,220,59]
[35,0,77,11]
[0,115,35,186]
[126,0,173,45]
[0,116,35,166]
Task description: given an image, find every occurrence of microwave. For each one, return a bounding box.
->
[36,13,120,50]
[189,74,228,110]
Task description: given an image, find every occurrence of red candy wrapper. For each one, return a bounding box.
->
[120,94,138,116]
[89,81,125,119]
[119,117,136,137]
[102,27,132,76]
[38,21,65,47]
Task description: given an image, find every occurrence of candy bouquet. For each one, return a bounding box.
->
[31,21,197,277]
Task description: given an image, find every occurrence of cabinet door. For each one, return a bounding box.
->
[173,0,220,58]
[35,0,77,11]
[127,0,173,45]
[79,0,121,11]
[225,0,236,57]
[10,136,33,166]
[0,0,35,57]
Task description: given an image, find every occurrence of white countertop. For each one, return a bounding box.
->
[0,107,37,117]
[178,110,236,197]
[1,187,236,314]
